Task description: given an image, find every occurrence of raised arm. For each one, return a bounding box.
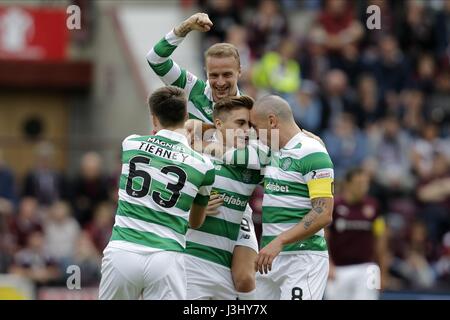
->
[146,13,212,95]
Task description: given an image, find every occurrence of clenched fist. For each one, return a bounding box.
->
[174,13,213,37]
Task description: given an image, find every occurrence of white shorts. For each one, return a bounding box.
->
[99,245,186,300]
[235,205,258,253]
[185,255,237,300]
[256,253,329,300]
[325,263,380,300]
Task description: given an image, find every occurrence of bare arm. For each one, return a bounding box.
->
[146,13,212,94]
[256,197,333,274]
[189,203,207,229]
[277,197,333,245]
[374,219,389,290]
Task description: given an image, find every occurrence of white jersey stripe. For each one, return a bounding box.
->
[186,229,234,253]
[114,215,185,246]
[262,194,311,209]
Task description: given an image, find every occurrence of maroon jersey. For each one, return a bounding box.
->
[328,196,380,266]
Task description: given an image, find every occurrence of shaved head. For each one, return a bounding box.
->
[252,95,294,122]
[250,95,298,147]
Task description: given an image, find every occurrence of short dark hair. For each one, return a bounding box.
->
[344,167,366,183]
[213,95,254,121]
[148,86,187,127]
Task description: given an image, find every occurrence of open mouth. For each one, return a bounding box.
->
[216,88,228,96]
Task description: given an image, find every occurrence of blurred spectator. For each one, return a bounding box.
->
[326,168,388,299]
[72,152,110,227]
[285,79,322,133]
[22,142,69,206]
[298,26,331,83]
[9,229,60,286]
[434,0,450,66]
[390,220,436,289]
[0,198,15,273]
[225,24,252,83]
[323,113,368,180]
[86,201,114,253]
[398,0,437,63]
[369,34,411,97]
[247,0,289,59]
[315,0,364,65]
[411,54,437,95]
[319,69,354,131]
[352,74,385,129]
[44,201,80,264]
[251,37,300,94]
[201,0,242,47]
[411,122,450,180]
[0,150,17,207]
[71,231,102,286]
[359,0,396,54]
[368,115,415,196]
[416,152,450,246]
[427,68,450,126]
[434,232,450,286]
[10,197,42,249]
[399,88,426,135]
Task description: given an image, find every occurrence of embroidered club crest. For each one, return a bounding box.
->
[280,157,292,171]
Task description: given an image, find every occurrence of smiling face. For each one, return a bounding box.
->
[206,55,240,102]
[215,107,250,149]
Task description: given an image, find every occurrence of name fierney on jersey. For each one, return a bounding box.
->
[139,140,189,162]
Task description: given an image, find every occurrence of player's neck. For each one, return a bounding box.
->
[157,125,187,136]
[278,123,302,149]
[344,192,362,204]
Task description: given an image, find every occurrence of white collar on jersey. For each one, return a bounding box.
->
[155,129,189,146]
[283,131,306,150]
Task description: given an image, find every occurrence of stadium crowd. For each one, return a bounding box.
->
[0,0,449,295]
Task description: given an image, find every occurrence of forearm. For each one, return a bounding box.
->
[277,197,333,246]
[174,19,192,37]
[375,234,389,276]
[189,203,207,229]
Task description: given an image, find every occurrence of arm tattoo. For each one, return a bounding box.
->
[303,198,328,230]
[174,21,191,37]
[312,198,327,214]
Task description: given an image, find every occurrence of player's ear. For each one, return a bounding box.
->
[152,114,160,131]
[214,117,222,129]
[268,114,277,129]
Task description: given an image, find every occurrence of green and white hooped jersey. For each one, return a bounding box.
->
[109,130,215,254]
[146,30,240,124]
[262,132,334,256]
[185,139,269,269]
